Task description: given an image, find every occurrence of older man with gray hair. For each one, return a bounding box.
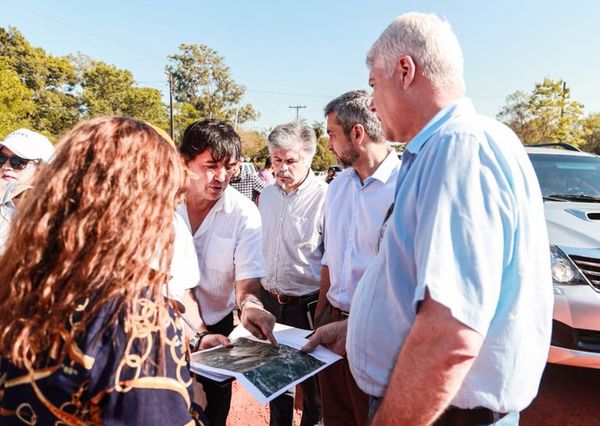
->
[304,12,553,426]
[258,120,327,426]
[312,90,399,426]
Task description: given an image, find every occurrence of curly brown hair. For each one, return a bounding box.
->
[0,116,187,368]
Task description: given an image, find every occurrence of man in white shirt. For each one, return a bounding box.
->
[172,118,276,426]
[305,13,552,426]
[312,90,400,426]
[259,120,327,426]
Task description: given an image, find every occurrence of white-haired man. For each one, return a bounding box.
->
[304,12,553,426]
[258,120,326,426]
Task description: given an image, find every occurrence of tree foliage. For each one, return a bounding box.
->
[0,61,34,138]
[311,136,336,171]
[0,28,260,142]
[167,44,258,128]
[80,60,166,124]
[582,113,600,154]
[497,78,586,146]
[0,26,79,137]
[238,128,268,164]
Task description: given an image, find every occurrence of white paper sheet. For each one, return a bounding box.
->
[190,323,342,404]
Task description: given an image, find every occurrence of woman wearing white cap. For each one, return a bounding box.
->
[0,128,54,250]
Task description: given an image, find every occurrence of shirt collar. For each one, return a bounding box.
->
[364,149,401,184]
[0,182,31,205]
[406,97,475,155]
[179,186,232,230]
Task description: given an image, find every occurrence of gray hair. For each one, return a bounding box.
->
[324,90,385,143]
[268,120,317,162]
[366,12,465,92]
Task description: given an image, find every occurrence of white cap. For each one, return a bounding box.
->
[1,129,54,162]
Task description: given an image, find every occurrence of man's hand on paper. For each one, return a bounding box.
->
[199,333,233,351]
[302,319,348,356]
[240,302,277,346]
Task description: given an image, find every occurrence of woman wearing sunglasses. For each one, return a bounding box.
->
[0,117,207,425]
[0,128,54,250]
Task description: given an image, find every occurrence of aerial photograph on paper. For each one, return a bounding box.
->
[193,337,325,397]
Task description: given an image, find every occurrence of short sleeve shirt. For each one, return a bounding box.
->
[347,98,554,412]
[175,186,267,325]
[165,213,201,300]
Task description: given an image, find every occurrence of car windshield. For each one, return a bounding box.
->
[529,153,600,200]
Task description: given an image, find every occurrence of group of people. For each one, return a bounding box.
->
[0,11,553,426]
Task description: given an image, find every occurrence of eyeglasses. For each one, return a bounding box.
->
[0,154,37,170]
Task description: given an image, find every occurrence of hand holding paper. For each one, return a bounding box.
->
[302,319,348,356]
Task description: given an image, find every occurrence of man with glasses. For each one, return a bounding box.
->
[169,118,275,426]
[0,128,54,250]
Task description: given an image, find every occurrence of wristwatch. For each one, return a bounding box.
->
[239,298,263,311]
[189,331,210,352]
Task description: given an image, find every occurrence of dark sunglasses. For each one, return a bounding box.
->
[0,154,38,170]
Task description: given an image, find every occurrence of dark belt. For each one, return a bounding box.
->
[265,289,318,305]
[329,304,349,320]
[435,406,507,425]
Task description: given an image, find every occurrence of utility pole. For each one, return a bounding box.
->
[289,105,306,121]
[560,81,567,118]
[168,71,175,140]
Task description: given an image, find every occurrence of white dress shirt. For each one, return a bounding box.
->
[173,186,267,325]
[259,170,327,296]
[322,150,400,312]
[165,213,201,299]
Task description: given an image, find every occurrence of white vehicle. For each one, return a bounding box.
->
[527,144,600,369]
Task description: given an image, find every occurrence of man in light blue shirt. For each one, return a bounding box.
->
[304,12,553,426]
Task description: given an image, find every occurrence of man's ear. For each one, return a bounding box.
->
[180,153,189,166]
[395,55,416,90]
[351,124,366,145]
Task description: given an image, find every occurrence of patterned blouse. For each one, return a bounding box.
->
[0,297,207,425]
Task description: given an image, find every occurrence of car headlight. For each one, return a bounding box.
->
[550,245,587,285]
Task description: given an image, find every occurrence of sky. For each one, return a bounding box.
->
[1,0,599,131]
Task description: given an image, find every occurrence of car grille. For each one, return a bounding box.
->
[552,320,600,353]
[569,254,600,292]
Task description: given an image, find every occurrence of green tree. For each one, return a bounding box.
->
[312,121,325,140]
[0,27,79,136]
[0,60,34,137]
[238,128,269,164]
[498,78,586,146]
[81,61,133,116]
[81,60,166,124]
[497,91,538,144]
[582,113,600,154]
[167,44,258,125]
[172,102,203,142]
[311,136,336,171]
[124,87,166,125]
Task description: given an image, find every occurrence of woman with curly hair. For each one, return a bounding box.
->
[0,117,207,425]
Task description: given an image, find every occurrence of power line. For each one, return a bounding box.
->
[4,0,165,65]
[289,105,306,120]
